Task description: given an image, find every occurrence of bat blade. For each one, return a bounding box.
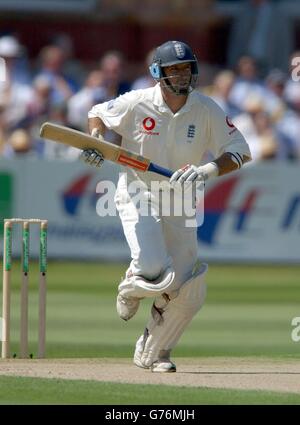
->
[40,122,173,178]
[40,122,125,163]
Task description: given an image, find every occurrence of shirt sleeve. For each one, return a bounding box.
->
[206,98,252,159]
[88,91,138,136]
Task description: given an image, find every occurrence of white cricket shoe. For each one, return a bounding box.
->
[151,350,176,373]
[116,293,140,321]
[151,359,176,373]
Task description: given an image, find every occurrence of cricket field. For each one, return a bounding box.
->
[0,262,299,405]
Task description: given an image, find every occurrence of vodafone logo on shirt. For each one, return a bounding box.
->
[143,117,155,131]
[226,116,237,135]
[140,117,160,135]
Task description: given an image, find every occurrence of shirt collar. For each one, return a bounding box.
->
[152,83,165,108]
[152,83,197,114]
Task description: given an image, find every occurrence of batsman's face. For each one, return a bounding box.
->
[163,63,192,90]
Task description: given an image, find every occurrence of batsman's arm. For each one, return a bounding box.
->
[170,152,251,184]
[88,117,122,147]
[213,152,251,176]
[88,117,106,138]
[83,117,123,167]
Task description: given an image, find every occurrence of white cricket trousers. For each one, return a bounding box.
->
[115,179,198,284]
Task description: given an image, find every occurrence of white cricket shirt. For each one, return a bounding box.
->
[88,83,250,185]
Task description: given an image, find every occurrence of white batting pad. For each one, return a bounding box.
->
[134,263,208,367]
[118,266,177,298]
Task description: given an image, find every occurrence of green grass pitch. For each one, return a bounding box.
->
[1,376,300,405]
[1,261,300,404]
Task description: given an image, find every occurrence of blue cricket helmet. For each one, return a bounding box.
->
[149,41,199,94]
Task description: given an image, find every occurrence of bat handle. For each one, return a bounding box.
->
[148,162,173,178]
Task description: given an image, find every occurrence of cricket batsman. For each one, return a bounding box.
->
[81,41,251,372]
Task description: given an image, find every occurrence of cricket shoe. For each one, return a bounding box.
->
[116,293,140,321]
[151,359,176,373]
[151,350,176,373]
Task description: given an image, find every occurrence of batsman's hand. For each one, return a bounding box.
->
[170,164,204,185]
[170,162,219,185]
[80,149,104,168]
[80,127,105,168]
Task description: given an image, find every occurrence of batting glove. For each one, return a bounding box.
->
[80,149,104,168]
[170,162,219,185]
[80,127,105,168]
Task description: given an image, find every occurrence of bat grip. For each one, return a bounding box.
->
[148,162,173,178]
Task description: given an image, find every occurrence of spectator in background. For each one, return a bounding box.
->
[50,33,86,88]
[68,70,107,131]
[277,98,300,160]
[99,51,131,99]
[26,76,52,158]
[210,70,241,118]
[0,36,35,154]
[131,48,156,90]
[251,109,280,160]
[233,95,279,161]
[2,129,33,158]
[96,51,131,144]
[229,56,266,111]
[0,35,31,85]
[264,69,286,121]
[29,76,52,123]
[34,45,76,108]
[283,50,300,108]
[262,69,296,160]
[41,102,78,160]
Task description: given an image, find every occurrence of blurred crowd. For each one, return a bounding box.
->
[207,55,300,161]
[0,34,300,162]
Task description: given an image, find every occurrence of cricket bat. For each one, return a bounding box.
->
[40,122,173,178]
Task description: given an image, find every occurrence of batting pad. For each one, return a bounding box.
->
[134,263,208,367]
[118,266,177,298]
